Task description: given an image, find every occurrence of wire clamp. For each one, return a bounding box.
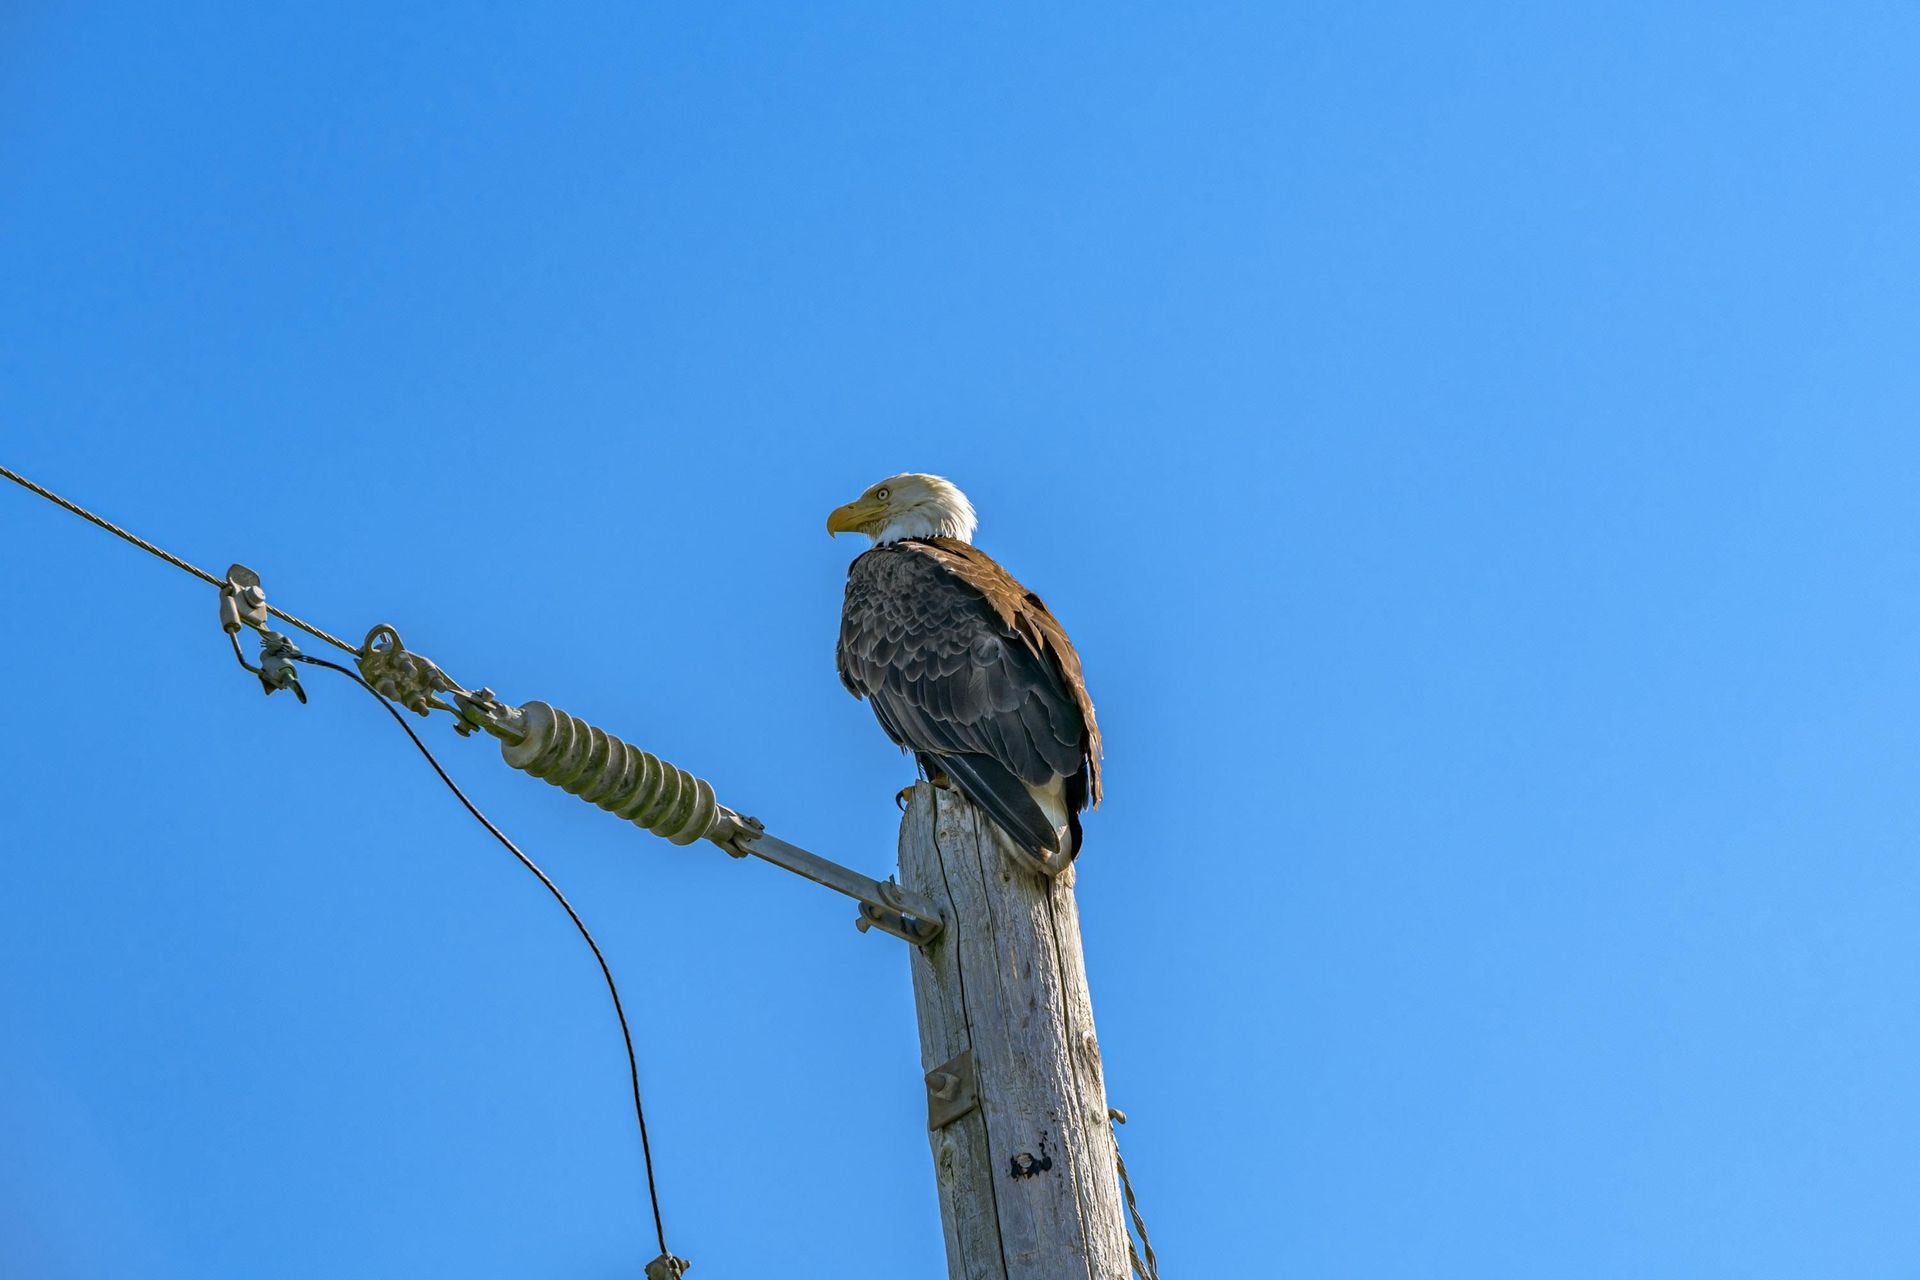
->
[356,625,529,743]
[358,623,464,717]
[256,630,308,703]
[644,1254,691,1280]
[218,563,269,634]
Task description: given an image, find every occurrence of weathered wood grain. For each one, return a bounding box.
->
[900,784,1129,1280]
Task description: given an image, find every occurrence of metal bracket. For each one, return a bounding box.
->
[219,564,269,634]
[723,825,944,945]
[926,1049,979,1130]
[856,901,942,945]
[854,876,944,945]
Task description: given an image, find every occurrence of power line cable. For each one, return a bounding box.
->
[3,461,675,1263]
[0,462,360,654]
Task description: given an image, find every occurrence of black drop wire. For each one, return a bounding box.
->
[291,654,670,1260]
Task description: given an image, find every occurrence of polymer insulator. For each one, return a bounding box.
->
[500,700,723,846]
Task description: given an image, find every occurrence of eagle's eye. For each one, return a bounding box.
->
[875,487,890,500]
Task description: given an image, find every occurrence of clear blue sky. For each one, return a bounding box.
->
[4,4,1918,1276]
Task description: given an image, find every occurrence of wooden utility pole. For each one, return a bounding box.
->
[231,609,1142,1278]
[899,783,1131,1280]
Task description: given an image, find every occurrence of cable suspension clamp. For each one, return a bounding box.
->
[219,564,269,634]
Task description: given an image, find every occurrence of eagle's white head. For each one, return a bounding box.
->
[826,473,978,546]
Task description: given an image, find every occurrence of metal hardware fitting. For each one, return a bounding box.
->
[852,874,943,946]
[219,564,269,633]
[356,624,527,741]
[644,1253,691,1280]
[227,626,308,702]
[257,631,307,702]
[925,1049,979,1130]
[219,566,305,702]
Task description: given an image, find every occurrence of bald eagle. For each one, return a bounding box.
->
[828,474,1100,876]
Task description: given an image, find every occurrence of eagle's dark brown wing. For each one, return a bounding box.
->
[836,537,1099,857]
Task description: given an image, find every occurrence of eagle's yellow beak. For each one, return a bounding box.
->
[827,498,884,536]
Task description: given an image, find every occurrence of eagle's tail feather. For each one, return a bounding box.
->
[926,752,1060,859]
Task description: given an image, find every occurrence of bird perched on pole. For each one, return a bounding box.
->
[828,473,1100,877]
